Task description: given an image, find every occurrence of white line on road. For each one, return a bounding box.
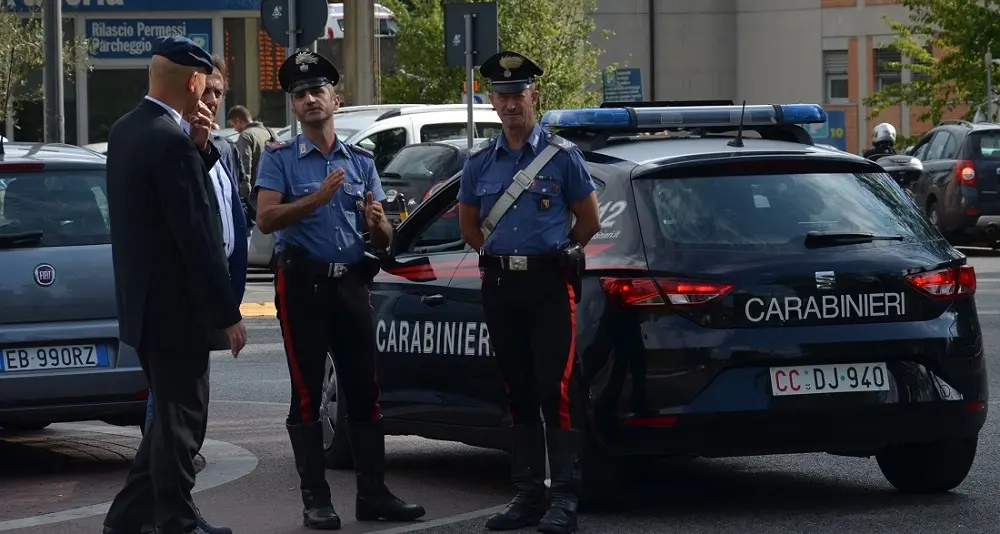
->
[0,424,259,532]
[367,505,507,534]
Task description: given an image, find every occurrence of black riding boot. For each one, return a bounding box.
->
[486,423,548,530]
[287,422,342,530]
[349,419,426,522]
[537,429,581,534]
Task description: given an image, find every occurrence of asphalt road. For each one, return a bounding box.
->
[5,254,1000,534]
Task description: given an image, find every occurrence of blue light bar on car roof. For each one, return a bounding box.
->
[539,104,828,130]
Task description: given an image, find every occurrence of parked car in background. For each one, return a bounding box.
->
[82,142,108,155]
[909,119,1000,247]
[380,137,486,217]
[0,142,148,432]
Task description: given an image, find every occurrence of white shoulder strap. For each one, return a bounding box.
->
[481,143,561,238]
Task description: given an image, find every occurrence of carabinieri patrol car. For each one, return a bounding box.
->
[318,102,987,507]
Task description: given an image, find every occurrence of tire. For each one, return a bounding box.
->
[578,430,625,511]
[322,351,354,469]
[876,436,978,493]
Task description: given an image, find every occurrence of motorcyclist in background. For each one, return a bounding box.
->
[863,122,898,159]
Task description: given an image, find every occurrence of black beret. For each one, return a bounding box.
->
[151,35,214,75]
[279,50,341,94]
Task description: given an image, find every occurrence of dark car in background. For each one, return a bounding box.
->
[379,138,486,222]
[909,120,1000,246]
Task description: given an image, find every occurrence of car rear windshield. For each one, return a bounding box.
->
[971,131,1000,159]
[632,171,937,250]
[0,170,110,247]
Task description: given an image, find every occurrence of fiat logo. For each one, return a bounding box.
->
[34,264,56,287]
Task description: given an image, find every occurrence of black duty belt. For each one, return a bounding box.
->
[478,254,563,272]
[279,254,358,279]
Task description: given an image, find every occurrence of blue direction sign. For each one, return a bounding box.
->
[86,18,213,59]
[808,109,847,151]
[602,68,643,103]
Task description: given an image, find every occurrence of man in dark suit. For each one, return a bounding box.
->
[102,36,247,534]
[139,53,248,534]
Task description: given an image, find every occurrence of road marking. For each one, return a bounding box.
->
[240,302,276,317]
[213,399,287,406]
[0,423,258,532]
[367,505,507,534]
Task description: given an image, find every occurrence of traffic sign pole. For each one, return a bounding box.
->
[464,13,475,150]
[287,0,298,138]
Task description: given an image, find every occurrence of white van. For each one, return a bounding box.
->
[322,2,398,40]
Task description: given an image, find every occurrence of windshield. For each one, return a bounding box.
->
[972,131,1000,159]
[384,145,458,178]
[633,172,936,250]
[0,170,111,247]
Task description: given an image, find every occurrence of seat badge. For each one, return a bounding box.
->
[539,197,551,211]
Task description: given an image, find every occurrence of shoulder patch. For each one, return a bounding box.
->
[345,144,374,158]
[264,140,290,152]
[548,134,576,152]
[468,137,496,157]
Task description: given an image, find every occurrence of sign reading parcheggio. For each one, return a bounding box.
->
[86,18,213,59]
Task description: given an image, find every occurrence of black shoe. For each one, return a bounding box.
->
[537,429,581,534]
[287,422,343,530]
[349,419,426,522]
[194,508,232,534]
[486,423,548,531]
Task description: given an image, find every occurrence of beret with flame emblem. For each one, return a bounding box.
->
[279,50,340,94]
[479,51,544,94]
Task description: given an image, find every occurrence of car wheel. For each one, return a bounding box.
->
[876,436,977,493]
[321,351,353,469]
[578,429,625,511]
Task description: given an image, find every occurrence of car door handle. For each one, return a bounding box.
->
[421,294,446,306]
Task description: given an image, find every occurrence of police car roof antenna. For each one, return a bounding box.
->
[727,100,748,149]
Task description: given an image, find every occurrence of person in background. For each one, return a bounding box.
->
[228,105,276,211]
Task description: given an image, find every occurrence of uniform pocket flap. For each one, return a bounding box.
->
[289,181,322,197]
[475,181,505,196]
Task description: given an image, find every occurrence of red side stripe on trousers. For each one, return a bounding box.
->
[558,279,578,429]
[368,289,382,420]
[276,268,315,422]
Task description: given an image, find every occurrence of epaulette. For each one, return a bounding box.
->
[345,143,374,158]
[547,133,576,152]
[468,137,496,157]
[264,140,291,152]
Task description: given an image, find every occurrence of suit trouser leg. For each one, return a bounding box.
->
[105,345,210,533]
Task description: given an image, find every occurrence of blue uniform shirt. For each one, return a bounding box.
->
[254,134,386,264]
[458,124,595,256]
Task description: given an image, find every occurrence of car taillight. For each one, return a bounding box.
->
[956,160,977,186]
[905,265,976,299]
[0,163,45,173]
[599,277,734,307]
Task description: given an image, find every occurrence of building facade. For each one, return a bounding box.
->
[5,0,292,145]
[594,0,968,154]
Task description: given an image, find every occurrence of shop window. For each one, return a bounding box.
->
[86,69,149,144]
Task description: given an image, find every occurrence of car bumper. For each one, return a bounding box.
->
[596,401,987,458]
[0,339,149,426]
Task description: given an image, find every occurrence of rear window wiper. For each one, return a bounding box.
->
[0,230,44,249]
[804,231,904,248]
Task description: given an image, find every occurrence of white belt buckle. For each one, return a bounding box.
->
[508,256,528,271]
[328,263,349,278]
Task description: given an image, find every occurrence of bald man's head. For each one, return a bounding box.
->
[148,55,206,114]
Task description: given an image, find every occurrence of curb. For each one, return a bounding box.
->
[0,424,258,532]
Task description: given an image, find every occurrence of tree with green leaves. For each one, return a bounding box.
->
[0,8,93,132]
[864,0,1000,126]
[379,0,618,111]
